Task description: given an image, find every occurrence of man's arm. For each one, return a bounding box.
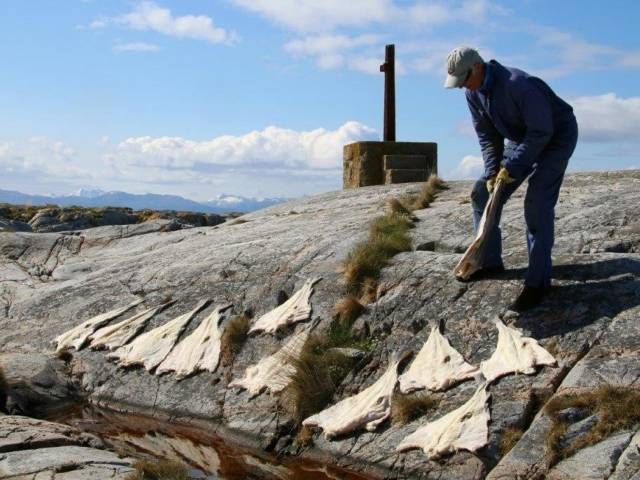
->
[503,85,553,179]
[466,94,504,178]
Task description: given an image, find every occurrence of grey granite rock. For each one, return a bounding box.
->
[1,171,640,478]
[0,416,134,479]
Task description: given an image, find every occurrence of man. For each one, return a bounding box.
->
[444,46,578,312]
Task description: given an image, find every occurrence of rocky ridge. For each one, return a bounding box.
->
[0,170,639,479]
[0,204,227,233]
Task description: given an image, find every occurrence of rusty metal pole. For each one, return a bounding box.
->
[379,44,396,142]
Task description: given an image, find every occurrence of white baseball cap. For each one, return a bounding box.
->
[444,46,483,88]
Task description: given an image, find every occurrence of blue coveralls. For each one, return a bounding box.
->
[467,60,578,288]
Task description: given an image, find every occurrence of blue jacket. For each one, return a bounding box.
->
[466,60,577,179]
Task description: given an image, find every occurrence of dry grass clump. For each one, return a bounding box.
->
[220,314,250,367]
[343,213,413,296]
[411,175,449,210]
[56,347,74,364]
[499,427,524,456]
[386,197,413,217]
[544,385,640,464]
[279,334,354,425]
[334,296,365,328]
[391,392,439,425]
[294,425,314,448]
[125,459,189,480]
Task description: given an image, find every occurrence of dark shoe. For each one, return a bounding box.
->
[456,265,505,283]
[510,286,548,312]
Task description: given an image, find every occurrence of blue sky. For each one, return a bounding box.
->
[1,0,639,201]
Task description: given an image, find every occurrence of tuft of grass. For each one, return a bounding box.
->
[343,213,413,297]
[544,385,640,464]
[294,425,314,448]
[220,314,250,367]
[334,296,365,329]
[125,459,189,480]
[411,175,448,210]
[386,198,413,217]
[279,334,355,425]
[391,392,439,425]
[499,427,524,457]
[56,347,73,364]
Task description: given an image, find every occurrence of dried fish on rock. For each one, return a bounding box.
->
[302,351,410,439]
[399,324,479,393]
[396,383,491,459]
[480,318,556,383]
[109,299,210,372]
[229,325,312,398]
[89,302,173,350]
[156,303,232,378]
[249,278,320,334]
[53,299,142,352]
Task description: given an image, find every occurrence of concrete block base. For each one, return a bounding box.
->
[343,141,437,189]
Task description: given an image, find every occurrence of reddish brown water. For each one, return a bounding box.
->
[49,405,373,480]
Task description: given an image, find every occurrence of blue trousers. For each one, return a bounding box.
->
[470,126,578,288]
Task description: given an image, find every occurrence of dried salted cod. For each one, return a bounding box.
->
[156,303,233,378]
[229,325,312,398]
[480,318,556,383]
[396,384,491,459]
[454,180,506,280]
[399,325,480,393]
[109,299,210,371]
[248,278,320,334]
[89,302,173,350]
[53,299,142,352]
[302,351,410,439]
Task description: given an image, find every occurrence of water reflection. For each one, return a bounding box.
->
[51,406,371,480]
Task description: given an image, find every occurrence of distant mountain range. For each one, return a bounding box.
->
[0,188,288,214]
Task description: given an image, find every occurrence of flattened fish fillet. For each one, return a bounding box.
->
[110,299,210,371]
[480,318,556,383]
[399,325,479,393]
[229,326,312,397]
[396,384,490,459]
[302,351,410,439]
[89,302,173,350]
[454,180,505,280]
[249,278,320,334]
[156,303,232,378]
[53,299,142,352]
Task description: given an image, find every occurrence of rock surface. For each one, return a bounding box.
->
[1,171,640,479]
[0,415,135,478]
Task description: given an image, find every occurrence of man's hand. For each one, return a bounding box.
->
[496,167,515,185]
[486,175,497,194]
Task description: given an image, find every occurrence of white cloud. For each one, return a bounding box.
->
[90,1,237,45]
[115,121,378,170]
[113,42,160,52]
[232,0,502,34]
[450,155,483,179]
[572,93,640,143]
[231,0,395,33]
[284,34,382,71]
